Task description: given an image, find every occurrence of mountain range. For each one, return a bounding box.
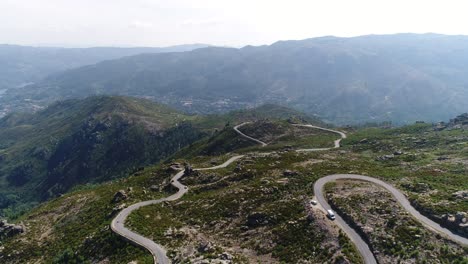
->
[3,33,468,124]
[0,44,208,90]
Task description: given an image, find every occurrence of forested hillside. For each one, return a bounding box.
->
[0,96,204,217]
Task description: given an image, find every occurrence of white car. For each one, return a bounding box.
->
[327,209,336,220]
[310,200,318,205]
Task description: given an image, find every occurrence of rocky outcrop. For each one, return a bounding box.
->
[410,199,468,238]
[112,190,128,203]
[441,212,468,237]
[167,162,183,173]
[0,220,24,238]
[452,190,468,200]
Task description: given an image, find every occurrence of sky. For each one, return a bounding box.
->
[1,0,467,48]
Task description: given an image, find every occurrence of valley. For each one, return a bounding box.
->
[2,1,468,263]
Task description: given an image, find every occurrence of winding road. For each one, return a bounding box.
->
[113,122,467,264]
[234,122,468,264]
[111,156,244,264]
[233,122,268,147]
[292,124,347,151]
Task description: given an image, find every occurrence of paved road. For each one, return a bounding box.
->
[111,155,244,264]
[314,175,468,248]
[113,121,467,264]
[234,122,468,263]
[233,122,268,147]
[292,124,347,151]
[233,122,346,151]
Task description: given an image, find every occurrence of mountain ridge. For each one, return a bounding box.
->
[4,33,467,124]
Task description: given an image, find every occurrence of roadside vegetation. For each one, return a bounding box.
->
[1,108,466,263]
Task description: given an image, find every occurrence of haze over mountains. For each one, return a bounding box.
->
[0,44,208,89]
[2,33,468,124]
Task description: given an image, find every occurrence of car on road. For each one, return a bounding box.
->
[310,200,317,205]
[327,209,336,220]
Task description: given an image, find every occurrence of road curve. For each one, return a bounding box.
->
[233,122,346,151]
[314,175,468,248]
[111,155,244,264]
[234,122,468,262]
[292,124,347,151]
[233,122,268,147]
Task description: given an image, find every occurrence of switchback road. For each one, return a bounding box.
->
[111,156,244,264]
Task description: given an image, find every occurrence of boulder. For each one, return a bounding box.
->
[112,190,128,203]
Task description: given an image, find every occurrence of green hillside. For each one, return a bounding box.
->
[1,114,467,263]
[0,96,204,218]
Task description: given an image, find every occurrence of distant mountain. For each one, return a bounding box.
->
[0,96,205,217]
[0,44,208,89]
[4,34,468,124]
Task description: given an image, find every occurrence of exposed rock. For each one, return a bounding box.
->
[167,163,183,172]
[0,220,24,238]
[449,113,468,127]
[219,252,233,260]
[184,163,194,176]
[112,190,128,203]
[441,212,468,236]
[198,240,215,253]
[452,190,468,200]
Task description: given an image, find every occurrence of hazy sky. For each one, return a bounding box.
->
[1,0,467,47]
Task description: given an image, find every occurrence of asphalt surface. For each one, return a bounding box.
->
[234,122,468,263]
[111,155,244,264]
[293,124,347,151]
[233,122,268,146]
[314,175,468,248]
[113,122,467,264]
